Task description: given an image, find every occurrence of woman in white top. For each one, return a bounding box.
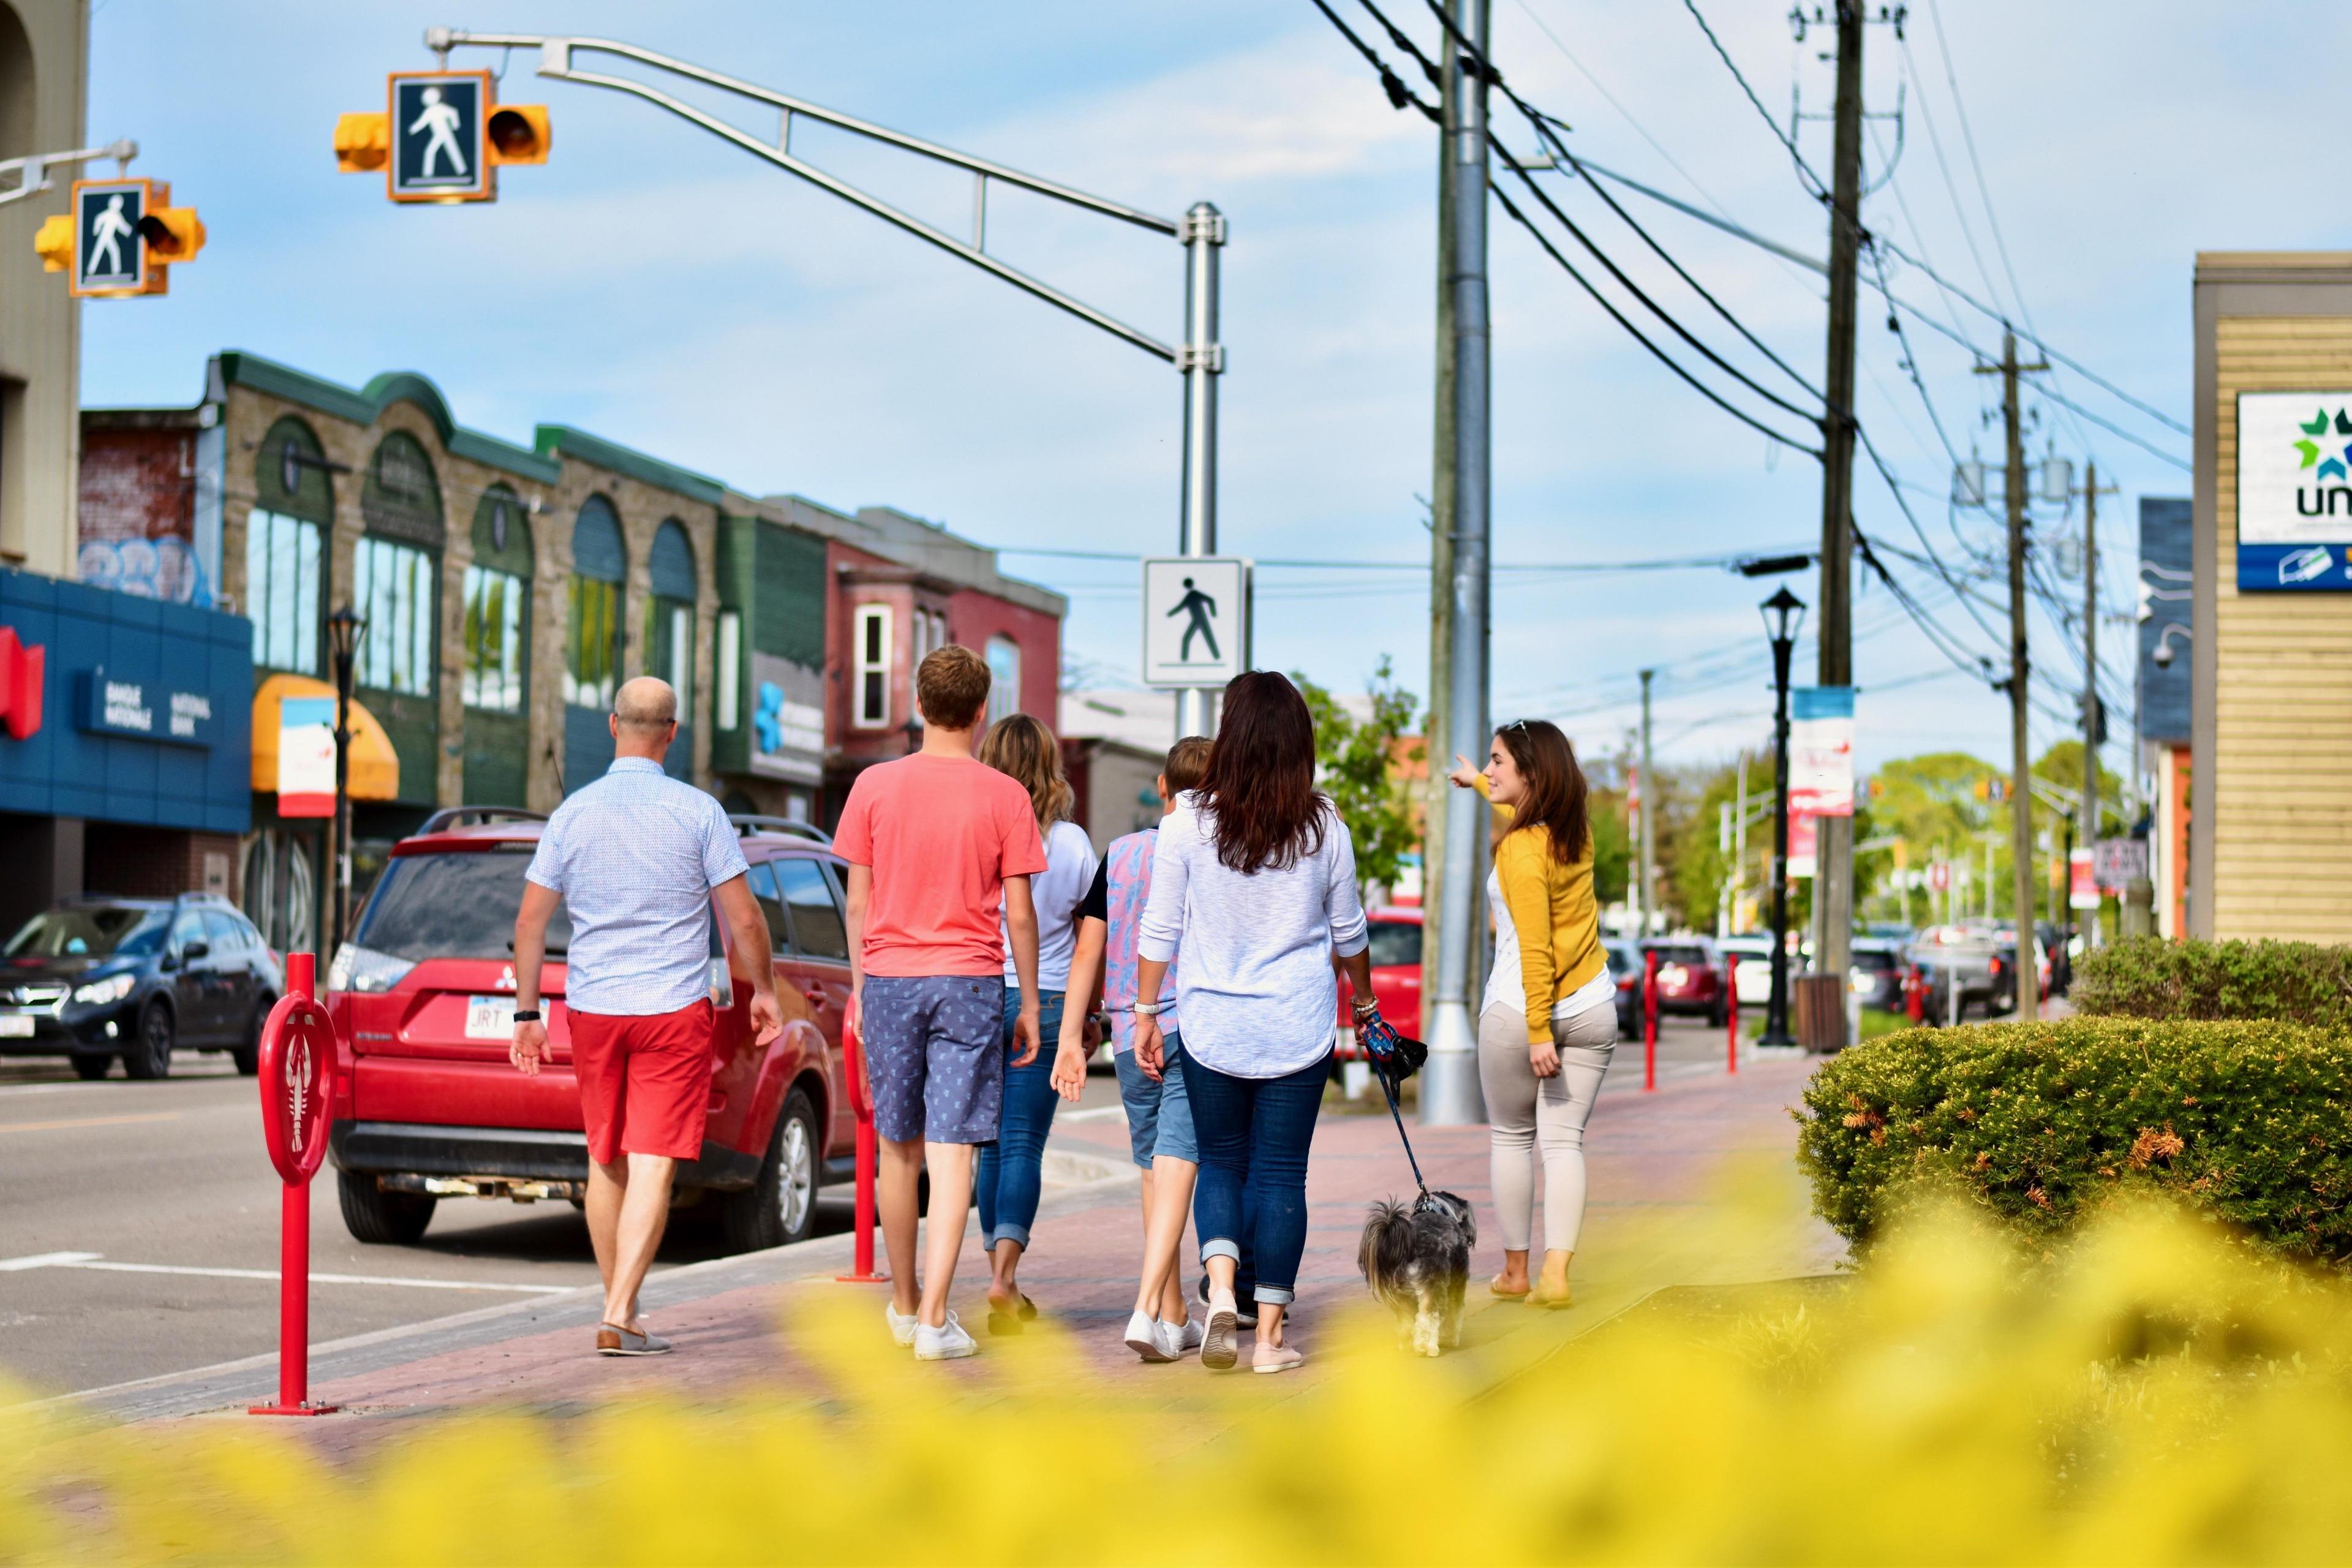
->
[1134,672,1374,1374]
[974,714,1099,1332]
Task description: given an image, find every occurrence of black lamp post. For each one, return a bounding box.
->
[1760,585,1806,1049]
[326,605,366,963]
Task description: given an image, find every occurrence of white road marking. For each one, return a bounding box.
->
[0,1111,183,1135]
[1057,1105,1128,1123]
[0,1252,571,1294]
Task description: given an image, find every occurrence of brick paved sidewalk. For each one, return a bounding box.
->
[104,1051,1841,1451]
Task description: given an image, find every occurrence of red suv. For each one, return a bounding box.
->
[1335,907,1423,1058]
[325,809,855,1255]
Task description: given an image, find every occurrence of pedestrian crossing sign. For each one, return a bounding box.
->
[1140,556,1250,688]
[69,178,151,297]
[388,71,492,203]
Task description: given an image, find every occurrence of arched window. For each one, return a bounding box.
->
[462,484,532,713]
[986,635,1021,725]
[566,496,625,711]
[354,432,443,699]
[646,520,697,780]
[244,417,333,676]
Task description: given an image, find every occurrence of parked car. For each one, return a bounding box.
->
[1848,940,1908,1014]
[1904,925,2000,1025]
[1335,907,1423,1060]
[323,808,855,1253]
[1719,933,1775,1008]
[1600,938,1646,1040]
[1639,939,1728,1028]
[0,894,281,1080]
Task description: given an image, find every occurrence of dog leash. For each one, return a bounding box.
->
[1359,1010,1431,1199]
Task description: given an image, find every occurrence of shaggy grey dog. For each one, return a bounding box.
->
[1357,1190,1476,1357]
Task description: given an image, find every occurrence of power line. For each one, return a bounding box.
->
[996,543,1813,573]
[1310,0,1441,121]
[1677,0,1828,198]
[1920,0,2032,337]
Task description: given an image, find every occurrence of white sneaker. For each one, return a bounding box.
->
[1161,1315,1204,1357]
[913,1310,978,1361]
[885,1303,918,1348]
[1125,1308,1174,1363]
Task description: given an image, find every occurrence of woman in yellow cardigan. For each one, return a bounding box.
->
[1446,718,1610,1306]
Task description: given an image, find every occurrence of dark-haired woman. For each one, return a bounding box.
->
[1446,719,1610,1308]
[1134,671,1374,1374]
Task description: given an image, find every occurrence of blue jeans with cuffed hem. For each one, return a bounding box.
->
[1183,1050,1327,1307]
[975,988,1065,1251]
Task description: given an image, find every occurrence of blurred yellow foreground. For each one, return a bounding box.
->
[7,1189,2350,1566]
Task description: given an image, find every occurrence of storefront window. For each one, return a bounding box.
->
[353,537,435,696]
[462,565,526,712]
[987,635,1020,725]
[646,597,693,707]
[566,575,621,709]
[245,509,320,674]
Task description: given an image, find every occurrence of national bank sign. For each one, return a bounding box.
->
[2237,391,2352,590]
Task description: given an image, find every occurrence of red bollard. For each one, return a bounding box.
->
[834,1016,889,1284]
[1725,953,1740,1076]
[1908,963,1926,1025]
[249,951,339,1417]
[1642,948,1660,1093]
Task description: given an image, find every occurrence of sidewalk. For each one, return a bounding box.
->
[89,1051,1841,1451]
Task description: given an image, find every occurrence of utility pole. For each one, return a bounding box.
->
[1420,11,1461,1050]
[1733,750,1749,932]
[2079,460,2102,949]
[1638,668,1656,935]
[1977,331,2046,1016]
[1810,0,1867,994]
[1423,0,1491,1127]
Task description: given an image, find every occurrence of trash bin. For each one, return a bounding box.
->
[1792,973,1848,1054]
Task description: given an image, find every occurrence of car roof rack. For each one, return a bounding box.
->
[414,805,551,835]
[728,814,834,846]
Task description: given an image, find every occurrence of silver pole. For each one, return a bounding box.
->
[1423,0,1491,1128]
[1174,202,1226,741]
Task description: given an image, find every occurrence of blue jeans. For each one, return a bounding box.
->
[1182,1050,1326,1306]
[974,988,1065,1250]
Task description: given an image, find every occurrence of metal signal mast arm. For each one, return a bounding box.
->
[429,29,1182,363]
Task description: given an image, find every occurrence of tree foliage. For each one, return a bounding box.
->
[1294,660,1421,893]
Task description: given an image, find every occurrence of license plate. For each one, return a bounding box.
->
[0,1016,33,1038]
[464,996,516,1040]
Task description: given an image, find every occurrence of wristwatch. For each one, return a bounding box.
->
[511,1008,542,1023]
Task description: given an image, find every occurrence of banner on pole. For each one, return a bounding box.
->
[1789,687,1855,818]
[277,696,336,818]
[1789,809,1818,879]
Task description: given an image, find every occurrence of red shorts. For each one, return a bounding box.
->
[567,1001,715,1165]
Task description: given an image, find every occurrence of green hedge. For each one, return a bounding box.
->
[1796,1017,2352,1261]
[2072,936,2352,1028]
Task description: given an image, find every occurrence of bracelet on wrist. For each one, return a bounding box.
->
[511,1008,541,1023]
[1133,1001,1163,1017]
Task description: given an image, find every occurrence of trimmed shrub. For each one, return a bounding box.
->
[1796,1017,2352,1261]
[2073,935,2352,1028]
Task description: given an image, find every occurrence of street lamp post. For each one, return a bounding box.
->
[1760,586,1805,1049]
[326,606,365,963]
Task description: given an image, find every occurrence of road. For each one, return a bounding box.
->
[0,1017,1745,1398]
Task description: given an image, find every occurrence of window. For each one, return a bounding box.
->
[986,635,1021,725]
[202,910,247,952]
[775,857,848,960]
[911,606,948,665]
[646,597,693,707]
[170,909,206,956]
[461,565,526,712]
[715,610,741,731]
[744,862,790,951]
[566,576,620,709]
[245,509,320,674]
[854,604,891,728]
[353,537,436,696]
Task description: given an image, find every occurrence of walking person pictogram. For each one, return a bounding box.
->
[88,194,134,278]
[1169,576,1220,663]
[410,86,469,178]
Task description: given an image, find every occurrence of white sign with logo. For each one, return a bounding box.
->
[1140,557,1250,688]
[1788,687,1855,818]
[2237,391,2352,590]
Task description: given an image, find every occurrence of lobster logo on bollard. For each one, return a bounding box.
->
[250,951,341,1417]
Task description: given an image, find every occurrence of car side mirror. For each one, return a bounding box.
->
[181,941,210,961]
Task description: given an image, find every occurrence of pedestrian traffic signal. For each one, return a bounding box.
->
[43,178,203,297]
[341,73,549,200]
[334,111,390,172]
[486,104,551,165]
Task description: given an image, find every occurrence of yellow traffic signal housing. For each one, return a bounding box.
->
[334,111,390,173]
[32,214,72,271]
[486,104,551,165]
[138,202,206,265]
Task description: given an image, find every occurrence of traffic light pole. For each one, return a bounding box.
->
[424,29,1224,720]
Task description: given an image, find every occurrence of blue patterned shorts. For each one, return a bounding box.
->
[862,974,1006,1145]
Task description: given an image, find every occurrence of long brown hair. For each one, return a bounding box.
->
[1495,719,1589,866]
[1197,671,1327,873]
[979,712,1074,829]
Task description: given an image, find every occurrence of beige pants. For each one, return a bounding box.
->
[1477,1001,1615,1253]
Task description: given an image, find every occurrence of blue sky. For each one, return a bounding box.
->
[81,1,2320,779]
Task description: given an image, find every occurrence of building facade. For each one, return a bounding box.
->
[54,350,1063,953]
[2136,496,2192,937]
[2191,254,2352,939]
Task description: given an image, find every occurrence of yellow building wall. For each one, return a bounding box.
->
[2212,316,2352,938]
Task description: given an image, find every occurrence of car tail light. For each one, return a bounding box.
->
[1659,963,1688,988]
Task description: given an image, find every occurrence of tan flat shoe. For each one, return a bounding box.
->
[1489,1276,1532,1300]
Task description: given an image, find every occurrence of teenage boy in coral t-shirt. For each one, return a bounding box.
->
[834,644,1046,1362]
